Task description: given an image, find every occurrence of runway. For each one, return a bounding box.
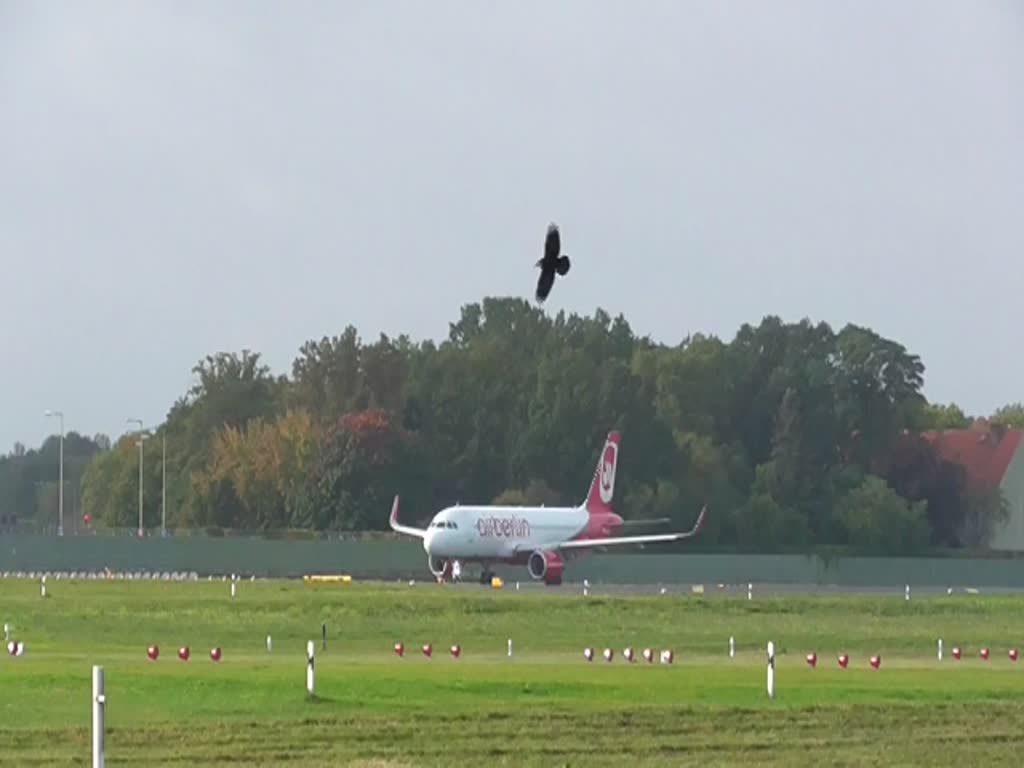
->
[429,579,1022,597]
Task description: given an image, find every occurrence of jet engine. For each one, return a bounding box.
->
[527,549,565,586]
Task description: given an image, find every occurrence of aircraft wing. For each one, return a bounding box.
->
[557,506,707,551]
[388,495,427,539]
[618,517,672,528]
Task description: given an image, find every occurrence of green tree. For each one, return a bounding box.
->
[835,476,930,554]
[50,298,1011,555]
[959,484,1011,550]
[921,402,971,430]
[991,403,1024,429]
[302,409,423,530]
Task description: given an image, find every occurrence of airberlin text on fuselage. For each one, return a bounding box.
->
[475,515,531,538]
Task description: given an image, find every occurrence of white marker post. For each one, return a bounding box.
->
[938,638,943,661]
[583,579,590,597]
[266,634,273,653]
[306,640,315,697]
[3,623,9,643]
[231,575,236,598]
[766,641,775,699]
[507,638,512,657]
[41,575,47,598]
[905,584,910,601]
[729,636,735,659]
[92,665,105,768]
[747,583,752,601]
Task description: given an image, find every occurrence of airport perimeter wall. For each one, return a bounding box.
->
[3,534,1024,586]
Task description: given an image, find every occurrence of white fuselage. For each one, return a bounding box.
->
[423,504,589,560]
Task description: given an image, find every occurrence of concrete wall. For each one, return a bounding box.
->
[4,534,1024,586]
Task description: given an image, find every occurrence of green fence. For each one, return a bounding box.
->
[3,534,1024,586]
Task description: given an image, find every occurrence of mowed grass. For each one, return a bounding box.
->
[3,579,1024,765]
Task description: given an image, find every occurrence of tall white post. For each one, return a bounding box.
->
[747,583,752,601]
[766,641,775,699]
[938,638,943,661]
[161,434,167,536]
[44,410,64,536]
[41,574,47,598]
[729,636,735,659]
[92,665,105,768]
[905,584,910,601]
[58,422,64,536]
[138,437,144,537]
[306,640,315,696]
[507,638,512,657]
[3,623,9,642]
[127,419,145,537]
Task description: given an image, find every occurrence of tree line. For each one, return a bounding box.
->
[3,297,1023,554]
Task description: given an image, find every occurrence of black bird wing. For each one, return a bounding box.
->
[535,264,556,302]
[544,223,560,262]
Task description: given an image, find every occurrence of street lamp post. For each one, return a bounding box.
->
[161,433,167,537]
[127,419,147,537]
[44,410,64,537]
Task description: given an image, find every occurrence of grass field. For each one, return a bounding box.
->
[3,578,1024,766]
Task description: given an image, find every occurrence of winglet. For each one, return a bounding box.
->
[689,505,707,537]
[388,494,428,539]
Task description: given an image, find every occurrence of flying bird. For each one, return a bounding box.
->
[535,223,571,303]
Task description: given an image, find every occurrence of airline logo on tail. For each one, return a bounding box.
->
[599,441,617,504]
[586,431,620,512]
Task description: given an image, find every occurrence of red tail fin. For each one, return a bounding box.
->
[584,431,620,513]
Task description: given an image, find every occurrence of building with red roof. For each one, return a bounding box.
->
[922,421,1024,550]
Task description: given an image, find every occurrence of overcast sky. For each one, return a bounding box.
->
[2,1,1021,450]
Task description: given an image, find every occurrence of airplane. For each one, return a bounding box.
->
[388,429,707,585]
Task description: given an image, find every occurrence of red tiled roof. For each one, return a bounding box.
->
[921,425,1024,488]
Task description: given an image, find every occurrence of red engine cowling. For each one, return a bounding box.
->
[527,549,565,585]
